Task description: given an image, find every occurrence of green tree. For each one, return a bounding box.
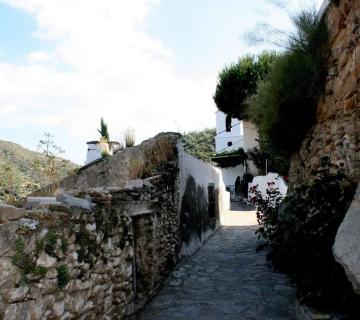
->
[36,133,68,189]
[213,52,276,120]
[98,117,110,142]
[182,129,216,161]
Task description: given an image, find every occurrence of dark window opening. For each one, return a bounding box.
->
[227,141,233,147]
[225,115,232,132]
[208,184,215,219]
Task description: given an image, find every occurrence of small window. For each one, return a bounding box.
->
[227,141,232,147]
[225,115,232,132]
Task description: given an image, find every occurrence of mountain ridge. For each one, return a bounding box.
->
[0,138,79,200]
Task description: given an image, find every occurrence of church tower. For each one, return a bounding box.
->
[215,111,243,153]
[215,111,259,154]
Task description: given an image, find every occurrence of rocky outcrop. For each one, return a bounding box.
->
[333,185,360,293]
[289,0,360,185]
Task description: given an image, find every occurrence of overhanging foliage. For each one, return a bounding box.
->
[247,10,328,157]
[213,52,276,120]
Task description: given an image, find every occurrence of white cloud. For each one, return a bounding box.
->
[25,50,50,63]
[0,0,326,163]
[0,0,216,163]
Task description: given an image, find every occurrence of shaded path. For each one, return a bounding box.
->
[138,224,295,320]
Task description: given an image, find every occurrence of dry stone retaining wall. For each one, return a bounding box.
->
[0,144,225,319]
[0,195,134,319]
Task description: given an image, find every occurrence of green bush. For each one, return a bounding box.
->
[247,10,328,157]
[182,128,216,161]
[254,169,358,310]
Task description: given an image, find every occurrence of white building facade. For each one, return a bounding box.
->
[214,111,260,201]
[215,111,259,153]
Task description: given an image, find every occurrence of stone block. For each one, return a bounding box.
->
[36,252,57,268]
[26,197,59,209]
[56,193,94,211]
[0,222,19,256]
[0,205,26,223]
[125,179,144,190]
[333,186,360,293]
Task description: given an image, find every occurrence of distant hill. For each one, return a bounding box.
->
[182,128,216,161]
[0,139,79,200]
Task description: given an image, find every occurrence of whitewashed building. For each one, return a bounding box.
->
[85,141,121,165]
[215,111,259,154]
[214,111,288,202]
[213,111,259,200]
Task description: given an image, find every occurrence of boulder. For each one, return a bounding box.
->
[0,204,26,223]
[333,185,360,293]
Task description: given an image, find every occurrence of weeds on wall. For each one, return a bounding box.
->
[128,157,145,180]
[254,165,359,311]
[56,265,70,289]
[11,238,38,285]
[123,128,136,148]
[143,136,176,177]
[12,228,70,287]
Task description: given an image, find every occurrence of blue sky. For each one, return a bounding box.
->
[0,0,323,164]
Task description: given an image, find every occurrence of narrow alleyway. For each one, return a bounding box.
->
[138,209,295,320]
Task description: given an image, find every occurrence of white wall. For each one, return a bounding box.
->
[219,164,245,186]
[215,112,259,154]
[178,143,230,256]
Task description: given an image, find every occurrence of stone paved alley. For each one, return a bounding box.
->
[138,210,296,320]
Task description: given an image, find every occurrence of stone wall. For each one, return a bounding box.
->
[0,194,134,319]
[289,0,360,185]
[0,135,229,319]
[286,1,360,315]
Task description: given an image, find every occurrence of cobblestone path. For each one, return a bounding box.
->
[138,225,295,320]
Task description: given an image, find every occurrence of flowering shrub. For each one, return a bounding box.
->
[255,171,359,310]
[251,182,284,244]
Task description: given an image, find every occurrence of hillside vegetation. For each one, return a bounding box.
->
[182,129,216,161]
[0,139,78,200]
